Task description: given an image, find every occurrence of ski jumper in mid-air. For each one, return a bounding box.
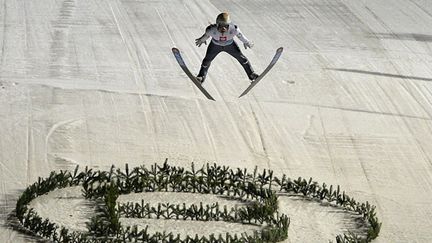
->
[195,12,258,83]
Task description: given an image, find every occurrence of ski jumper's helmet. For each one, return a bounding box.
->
[216,12,231,27]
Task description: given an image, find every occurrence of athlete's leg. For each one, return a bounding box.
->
[198,42,222,82]
[225,41,256,80]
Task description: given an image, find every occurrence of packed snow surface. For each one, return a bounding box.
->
[1,0,432,242]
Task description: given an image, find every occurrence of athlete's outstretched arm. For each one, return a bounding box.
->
[195,25,212,47]
[235,26,254,49]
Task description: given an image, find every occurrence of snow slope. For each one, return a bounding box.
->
[1,0,432,242]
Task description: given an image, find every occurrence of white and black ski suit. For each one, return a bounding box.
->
[196,23,255,81]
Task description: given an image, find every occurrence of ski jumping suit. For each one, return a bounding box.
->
[196,24,255,81]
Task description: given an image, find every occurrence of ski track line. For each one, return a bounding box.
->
[346,129,380,211]
[0,180,6,209]
[26,113,31,184]
[45,119,83,163]
[367,53,432,209]
[166,3,221,161]
[0,0,6,67]
[408,0,432,19]
[397,78,432,119]
[226,103,267,163]
[109,2,139,86]
[195,98,220,163]
[89,32,102,84]
[110,93,123,158]
[109,1,152,91]
[22,1,28,51]
[250,104,271,169]
[365,4,431,66]
[423,87,432,117]
[80,67,95,165]
[110,1,164,160]
[147,96,164,161]
[247,91,278,169]
[0,161,17,180]
[25,88,34,185]
[317,107,338,177]
[377,17,432,122]
[364,6,432,171]
[303,114,316,138]
[254,99,297,170]
[259,99,432,121]
[399,110,432,169]
[155,7,175,46]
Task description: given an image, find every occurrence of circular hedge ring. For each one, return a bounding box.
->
[15,161,381,242]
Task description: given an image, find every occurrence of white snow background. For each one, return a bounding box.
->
[1,0,432,242]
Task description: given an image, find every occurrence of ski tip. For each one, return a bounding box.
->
[277,47,283,52]
[238,91,248,98]
[172,47,179,52]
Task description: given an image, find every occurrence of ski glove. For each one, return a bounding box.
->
[244,41,254,49]
[195,38,207,47]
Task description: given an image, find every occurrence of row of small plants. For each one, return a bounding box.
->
[83,162,289,242]
[114,204,289,242]
[118,200,278,223]
[15,168,93,242]
[15,160,381,242]
[275,176,381,242]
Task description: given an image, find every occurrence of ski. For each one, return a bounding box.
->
[172,47,215,101]
[239,47,283,98]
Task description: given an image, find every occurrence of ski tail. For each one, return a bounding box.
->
[172,48,215,101]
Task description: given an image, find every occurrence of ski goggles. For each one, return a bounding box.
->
[217,23,229,29]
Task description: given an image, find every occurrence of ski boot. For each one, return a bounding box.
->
[196,76,205,84]
[249,72,259,82]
